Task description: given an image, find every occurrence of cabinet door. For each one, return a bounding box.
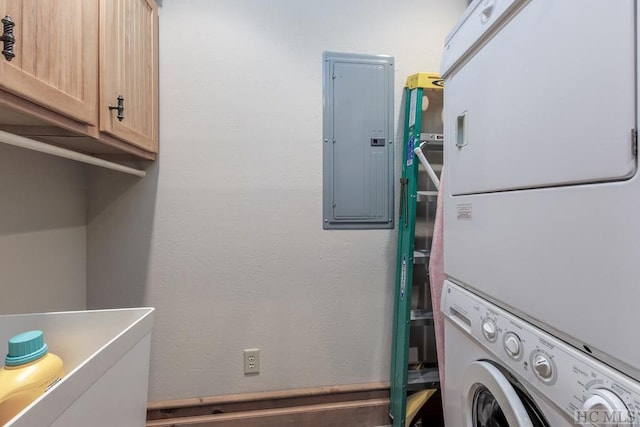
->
[99,0,158,152]
[0,0,98,125]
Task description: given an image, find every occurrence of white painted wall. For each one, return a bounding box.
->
[0,144,86,314]
[87,0,466,401]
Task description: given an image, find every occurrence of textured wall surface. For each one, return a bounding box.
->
[0,144,86,314]
[87,0,466,401]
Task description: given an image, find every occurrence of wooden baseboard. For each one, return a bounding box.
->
[147,383,391,427]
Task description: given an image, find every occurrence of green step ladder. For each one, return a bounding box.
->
[389,73,443,427]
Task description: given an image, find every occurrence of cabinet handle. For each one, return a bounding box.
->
[1,15,15,61]
[108,95,125,121]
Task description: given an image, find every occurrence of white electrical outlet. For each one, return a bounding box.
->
[244,349,260,374]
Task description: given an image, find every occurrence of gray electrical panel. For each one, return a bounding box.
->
[322,52,394,230]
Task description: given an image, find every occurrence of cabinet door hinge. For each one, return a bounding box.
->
[632,128,638,157]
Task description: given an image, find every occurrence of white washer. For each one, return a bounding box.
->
[442,280,640,426]
[441,0,640,382]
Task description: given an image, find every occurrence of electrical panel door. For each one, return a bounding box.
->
[323,52,394,229]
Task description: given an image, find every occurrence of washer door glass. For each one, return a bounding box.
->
[474,385,509,426]
[463,361,547,427]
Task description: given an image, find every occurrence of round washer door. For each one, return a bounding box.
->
[462,361,536,427]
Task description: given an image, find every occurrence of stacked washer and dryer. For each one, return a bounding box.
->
[441,0,640,425]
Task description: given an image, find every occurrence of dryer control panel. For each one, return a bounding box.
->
[443,280,640,426]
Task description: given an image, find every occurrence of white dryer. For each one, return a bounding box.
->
[441,0,640,381]
[442,280,640,426]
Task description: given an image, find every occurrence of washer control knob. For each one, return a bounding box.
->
[532,353,553,380]
[504,333,521,358]
[582,388,630,427]
[481,319,497,341]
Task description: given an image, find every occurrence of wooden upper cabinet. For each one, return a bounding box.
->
[99,0,158,153]
[0,0,158,160]
[0,0,99,125]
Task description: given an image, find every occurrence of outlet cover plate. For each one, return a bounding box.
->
[244,348,260,374]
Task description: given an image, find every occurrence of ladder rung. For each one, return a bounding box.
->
[413,250,430,264]
[419,133,444,143]
[419,133,444,151]
[407,367,440,391]
[416,191,438,202]
[410,310,434,323]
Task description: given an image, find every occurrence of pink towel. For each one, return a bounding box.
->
[429,168,445,399]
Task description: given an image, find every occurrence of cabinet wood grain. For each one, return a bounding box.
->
[0,0,98,125]
[100,0,158,153]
